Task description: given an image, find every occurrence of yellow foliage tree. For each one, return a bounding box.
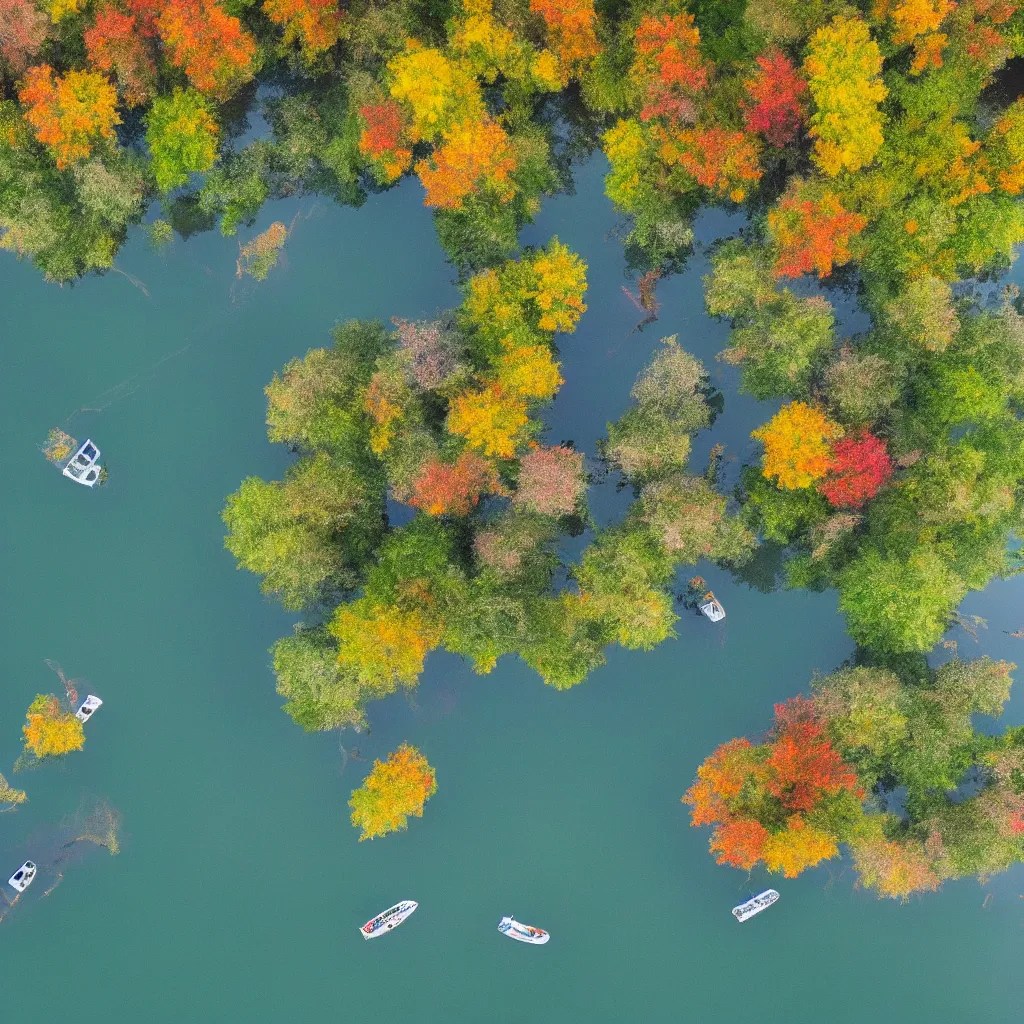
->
[330,599,442,690]
[493,337,563,401]
[0,773,27,807]
[752,401,842,489]
[447,383,529,457]
[804,15,887,176]
[22,694,85,758]
[762,817,839,877]
[349,743,437,840]
[528,239,588,332]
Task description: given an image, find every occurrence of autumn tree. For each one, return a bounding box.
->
[21,694,85,758]
[358,101,413,184]
[263,0,342,61]
[767,181,867,279]
[630,13,708,124]
[0,772,27,808]
[530,0,601,83]
[408,451,500,516]
[742,49,807,147]
[157,0,257,100]
[146,88,218,192]
[349,743,437,840]
[513,445,584,516]
[804,15,887,176]
[416,117,518,210]
[0,0,48,75]
[84,4,156,107]
[752,402,842,490]
[817,431,893,508]
[19,65,120,169]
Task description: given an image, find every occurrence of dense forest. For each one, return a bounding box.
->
[6,0,1024,887]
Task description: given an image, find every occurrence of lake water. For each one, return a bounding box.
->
[2,156,1023,1023]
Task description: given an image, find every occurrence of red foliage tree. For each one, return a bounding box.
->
[709,819,769,870]
[0,0,48,75]
[358,101,412,182]
[408,451,500,516]
[743,49,808,147]
[766,719,861,812]
[157,0,256,100]
[125,0,161,36]
[85,5,157,107]
[817,431,893,508]
[633,13,708,124]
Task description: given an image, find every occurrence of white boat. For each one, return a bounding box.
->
[75,695,103,723]
[8,861,36,893]
[699,595,726,622]
[732,889,779,923]
[62,439,102,487]
[498,915,550,945]
[360,900,417,939]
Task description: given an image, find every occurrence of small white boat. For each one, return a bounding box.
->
[8,861,36,893]
[732,889,779,923]
[498,915,550,944]
[75,695,103,723]
[62,440,102,487]
[360,900,417,939]
[699,594,726,622]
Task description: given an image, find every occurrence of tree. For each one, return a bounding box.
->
[850,834,941,900]
[0,772,27,808]
[530,0,600,83]
[349,743,437,841]
[19,65,120,169]
[709,819,769,870]
[408,451,500,516]
[513,445,585,516]
[393,318,463,390]
[817,431,893,508]
[387,44,484,142]
[804,15,887,176]
[527,239,588,332]
[0,0,48,75]
[743,49,807,147]
[768,181,867,279]
[416,117,518,210]
[21,694,85,758]
[157,0,257,101]
[447,384,529,458]
[145,88,218,192]
[263,0,342,60]
[357,101,413,184]
[752,402,842,490]
[630,13,708,124]
[761,818,839,877]
[84,4,156,107]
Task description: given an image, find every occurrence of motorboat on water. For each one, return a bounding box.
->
[360,900,417,939]
[62,440,102,488]
[498,915,550,944]
[699,592,726,622]
[732,889,779,923]
[8,861,36,893]
[75,695,103,723]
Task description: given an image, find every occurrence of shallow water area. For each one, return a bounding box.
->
[1,156,1023,1023]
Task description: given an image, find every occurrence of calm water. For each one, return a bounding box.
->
[2,157,1023,1023]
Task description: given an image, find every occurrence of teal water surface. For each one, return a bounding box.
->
[2,157,1024,1023]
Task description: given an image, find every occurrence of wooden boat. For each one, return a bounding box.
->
[75,695,103,723]
[360,900,417,939]
[8,861,36,893]
[732,889,779,923]
[498,915,550,944]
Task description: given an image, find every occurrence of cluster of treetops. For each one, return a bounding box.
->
[5,0,1024,883]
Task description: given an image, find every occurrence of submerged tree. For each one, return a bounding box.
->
[349,743,437,841]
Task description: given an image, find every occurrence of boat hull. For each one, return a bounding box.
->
[732,889,779,923]
[360,900,417,939]
[498,916,550,944]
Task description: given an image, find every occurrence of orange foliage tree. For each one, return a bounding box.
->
[631,13,708,124]
[416,117,518,209]
[263,0,342,59]
[530,0,601,82]
[670,126,762,203]
[84,4,157,106]
[752,401,842,490]
[408,451,500,515]
[349,743,437,840]
[19,64,120,169]
[157,0,256,100]
[683,701,861,878]
[767,181,867,279]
